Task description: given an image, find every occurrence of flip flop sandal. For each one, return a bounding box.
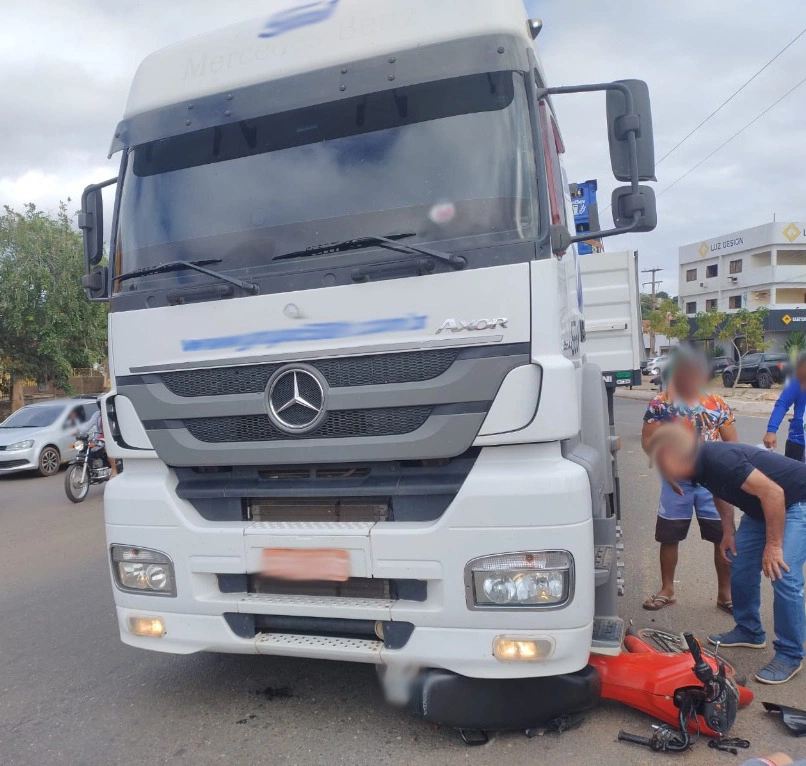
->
[642,594,677,611]
[717,600,734,615]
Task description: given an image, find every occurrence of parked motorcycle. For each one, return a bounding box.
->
[64,432,119,503]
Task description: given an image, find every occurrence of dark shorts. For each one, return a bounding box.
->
[655,515,723,544]
[655,479,723,544]
[785,440,805,462]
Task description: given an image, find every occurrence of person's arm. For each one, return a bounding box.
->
[711,395,738,442]
[765,381,797,449]
[740,469,790,580]
[641,421,661,454]
[641,398,665,454]
[719,422,738,442]
[713,497,737,563]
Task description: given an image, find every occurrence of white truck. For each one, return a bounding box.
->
[79,0,656,731]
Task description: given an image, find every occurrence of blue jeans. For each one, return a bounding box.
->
[731,501,806,663]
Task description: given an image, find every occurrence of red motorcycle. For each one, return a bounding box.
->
[589,628,753,751]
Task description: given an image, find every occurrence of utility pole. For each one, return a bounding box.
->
[642,267,663,356]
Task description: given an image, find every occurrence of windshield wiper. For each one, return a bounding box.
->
[273,234,467,271]
[115,259,260,294]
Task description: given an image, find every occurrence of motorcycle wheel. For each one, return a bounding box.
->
[64,463,90,503]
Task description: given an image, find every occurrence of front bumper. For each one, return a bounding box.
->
[106,442,595,679]
[0,447,37,473]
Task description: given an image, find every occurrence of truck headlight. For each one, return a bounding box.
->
[6,439,34,451]
[466,551,573,609]
[111,545,176,597]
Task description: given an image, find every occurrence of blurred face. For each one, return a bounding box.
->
[671,360,707,399]
[796,362,806,390]
[655,446,697,483]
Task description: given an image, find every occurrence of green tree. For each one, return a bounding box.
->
[693,310,725,344]
[0,203,107,409]
[693,308,769,386]
[719,309,769,387]
[647,297,690,344]
[783,330,806,362]
[641,290,670,319]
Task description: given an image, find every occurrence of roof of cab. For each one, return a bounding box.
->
[121,0,535,120]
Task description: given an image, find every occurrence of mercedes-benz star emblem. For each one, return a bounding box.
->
[266,365,327,434]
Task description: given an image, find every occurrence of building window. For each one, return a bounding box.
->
[685,268,697,282]
[705,298,718,312]
[706,264,718,278]
[729,295,742,309]
[729,259,742,274]
[685,301,697,314]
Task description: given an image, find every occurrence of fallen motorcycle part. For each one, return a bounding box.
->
[407,666,600,732]
[763,702,806,736]
[590,630,752,740]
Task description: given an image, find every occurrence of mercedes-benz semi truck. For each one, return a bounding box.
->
[79,0,657,731]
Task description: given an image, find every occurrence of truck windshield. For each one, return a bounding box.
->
[115,71,537,289]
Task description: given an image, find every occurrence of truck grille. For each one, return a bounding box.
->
[161,348,459,397]
[250,497,389,523]
[184,406,432,443]
[248,576,393,600]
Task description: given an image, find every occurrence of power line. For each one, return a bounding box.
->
[656,26,806,165]
[657,73,806,199]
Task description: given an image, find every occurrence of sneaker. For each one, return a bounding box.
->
[755,657,803,685]
[708,627,766,649]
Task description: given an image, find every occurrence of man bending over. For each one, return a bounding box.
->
[650,423,806,684]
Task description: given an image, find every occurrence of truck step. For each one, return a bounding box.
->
[241,592,393,619]
[255,632,383,663]
[591,617,624,656]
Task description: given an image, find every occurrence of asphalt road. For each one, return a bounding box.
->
[1,399,804,765]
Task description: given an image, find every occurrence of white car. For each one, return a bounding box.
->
[642,356,668,376]
[0,398,100,477]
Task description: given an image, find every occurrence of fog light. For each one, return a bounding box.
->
[493,636,553,662]
[127,615,165,638]
[466,551,573,608]
[111,545,176,597]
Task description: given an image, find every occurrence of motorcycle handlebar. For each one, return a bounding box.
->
[618,731,652,748]
[683,632,702,662]
[684,631,716,685]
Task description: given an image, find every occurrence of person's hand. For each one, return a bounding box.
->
[763,432,777,450]
[720,530,737,564]
[762,544,790,580]
[748,754,793,766]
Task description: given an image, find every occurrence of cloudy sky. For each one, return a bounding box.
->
[2,0,805,293]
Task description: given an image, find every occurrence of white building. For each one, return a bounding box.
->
[678,222,806,316]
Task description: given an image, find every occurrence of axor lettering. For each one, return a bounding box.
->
[436,318,508,334]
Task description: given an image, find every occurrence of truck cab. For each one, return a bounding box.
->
[80,0,656,731]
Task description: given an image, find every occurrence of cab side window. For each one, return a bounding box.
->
[538,99,569,233]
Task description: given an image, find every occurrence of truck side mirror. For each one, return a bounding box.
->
[82,265,109,301]
[541,78,658,243]
[606,79,656,182]
[78,178,117,302]
[611,185,657,232]
[79,185,106,267]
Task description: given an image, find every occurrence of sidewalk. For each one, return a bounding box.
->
[615,381,778,417]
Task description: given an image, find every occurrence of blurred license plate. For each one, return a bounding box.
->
[261,548,350,582]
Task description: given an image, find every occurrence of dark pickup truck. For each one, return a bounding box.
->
[709,356,732,379]
[721,352,789,388]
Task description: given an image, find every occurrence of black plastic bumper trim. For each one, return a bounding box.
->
[409,665,601,731]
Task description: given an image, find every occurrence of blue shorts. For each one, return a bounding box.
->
[656,480,723,544]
